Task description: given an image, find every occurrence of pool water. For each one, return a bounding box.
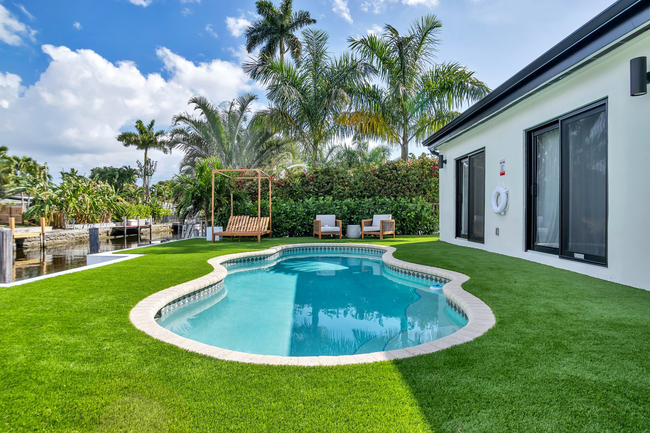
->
[157,253,467,357]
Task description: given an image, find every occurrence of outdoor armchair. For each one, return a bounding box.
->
[313,215,342,240]
[361,214,395,240]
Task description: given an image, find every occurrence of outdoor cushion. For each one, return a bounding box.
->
[372,214,392,226]
[364,225,380,232]
[321,226,340,232]
[316,214,336,227]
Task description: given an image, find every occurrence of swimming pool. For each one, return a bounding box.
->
[131,243,495,365]
[156,247,467,357]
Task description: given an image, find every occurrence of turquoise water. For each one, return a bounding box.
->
[157,253,467,356]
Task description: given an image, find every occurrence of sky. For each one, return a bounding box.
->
[0,0,615,183]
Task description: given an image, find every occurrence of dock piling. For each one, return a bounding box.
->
[0,227,13,284]
[89,227,99,254]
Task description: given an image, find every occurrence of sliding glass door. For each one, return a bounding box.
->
[527,102,607,265]
[456,150,485,243]
[561,106,608,263]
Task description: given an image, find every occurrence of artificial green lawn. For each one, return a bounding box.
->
[1,236,649,432]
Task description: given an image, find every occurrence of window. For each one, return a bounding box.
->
[527,102,607,265]
[456,150,485,243]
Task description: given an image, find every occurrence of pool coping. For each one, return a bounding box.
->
[129,243,496,366]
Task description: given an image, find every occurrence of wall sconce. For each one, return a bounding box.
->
[630,56,650,96]
[429,148,447,169]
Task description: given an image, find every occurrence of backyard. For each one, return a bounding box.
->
[1,236,648,432]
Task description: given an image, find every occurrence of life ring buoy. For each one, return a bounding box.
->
[491,186,509,215]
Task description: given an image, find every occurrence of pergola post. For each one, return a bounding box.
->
[211,171,215,243]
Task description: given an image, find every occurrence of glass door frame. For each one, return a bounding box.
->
[525,99,608,266]
[528,123,561,255]
[455,148,485,243]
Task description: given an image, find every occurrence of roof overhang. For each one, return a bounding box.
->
[424,0,650,150]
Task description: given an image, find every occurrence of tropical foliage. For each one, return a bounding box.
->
[168,94,291,173]
[322,136,391,168]
[342,15,490,159]
[20,170,124,224]
[116,120,170,202]
[245,29,369,165]
[245,0,316,63]
[172,157,232,221]
[89,166,138,193]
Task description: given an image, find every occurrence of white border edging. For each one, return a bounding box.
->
[130,243,495,366]
[0,236,202,288]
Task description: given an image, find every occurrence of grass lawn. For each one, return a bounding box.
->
[1,236,649,432]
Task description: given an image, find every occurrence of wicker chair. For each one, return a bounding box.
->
[313,215,342,240]
[361,214,395,240]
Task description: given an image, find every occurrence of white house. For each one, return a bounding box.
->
[424,0,650,291]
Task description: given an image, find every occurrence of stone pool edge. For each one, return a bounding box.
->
[129,243,496,366]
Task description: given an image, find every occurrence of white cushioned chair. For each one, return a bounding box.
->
[313,214,342,239]
[361,214,395,240]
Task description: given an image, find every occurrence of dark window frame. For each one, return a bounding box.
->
[455,148,485,244]
[526,100,608,266]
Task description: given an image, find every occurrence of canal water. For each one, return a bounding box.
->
[9,231,178,283]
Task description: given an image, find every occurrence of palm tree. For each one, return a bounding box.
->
[169,94,290,172]
[245,29,369,166]
[342,15,490,160]
[245,0,316,63]
[116,120,169,203]
[172,157,230,222]
[324,136,391,168]
[89,166,138,193]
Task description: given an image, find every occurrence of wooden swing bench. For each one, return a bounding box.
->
[211,168,273,244]
[220,215,271,243]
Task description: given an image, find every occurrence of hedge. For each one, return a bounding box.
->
[236,155,439,204]
[214,197,438,237]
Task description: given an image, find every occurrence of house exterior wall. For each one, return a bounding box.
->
[438,30,650,291]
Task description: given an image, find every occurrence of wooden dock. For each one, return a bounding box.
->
[8,217,46,247]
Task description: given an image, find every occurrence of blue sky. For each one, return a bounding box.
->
[0,0,615,181]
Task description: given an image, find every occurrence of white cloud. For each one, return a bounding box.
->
[205,24,217,38]
[367,24,382,35]
[73,21,82,30]
[0,4,36,45]
[360,0,438,14]
[180,0,201,3]
[332,0,353,24]
[225,15,251,37]
[0,45,257,182]
[129,0,153,7]
[181,7,192,16]
[15,4,35,21]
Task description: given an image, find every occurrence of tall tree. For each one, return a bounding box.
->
[169,94,291,172]
[245,29,369,166]
[116,120,169,203]
[245,0,316,63]
[342,15,490,160]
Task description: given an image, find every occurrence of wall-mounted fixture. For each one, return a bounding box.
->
[429,148,447,169]
[630,56,650,96]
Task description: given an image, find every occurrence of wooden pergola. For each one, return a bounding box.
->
[211,168,272,243]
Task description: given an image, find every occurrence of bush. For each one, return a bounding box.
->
[215,197,438,237]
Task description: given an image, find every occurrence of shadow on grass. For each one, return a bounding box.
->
[389,241,650,432]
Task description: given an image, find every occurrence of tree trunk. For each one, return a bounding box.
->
[280,39,285,61]
[143,148,149,203]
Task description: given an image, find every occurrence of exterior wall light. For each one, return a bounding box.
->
[429,148,447,169]
[630,56,650,96]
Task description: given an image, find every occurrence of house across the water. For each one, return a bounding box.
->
[425,0,650,291]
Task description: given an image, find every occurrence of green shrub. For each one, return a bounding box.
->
[215,197,438,237]
[237,154,440,204]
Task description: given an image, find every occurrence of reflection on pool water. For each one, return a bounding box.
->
[157,252,467,357]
